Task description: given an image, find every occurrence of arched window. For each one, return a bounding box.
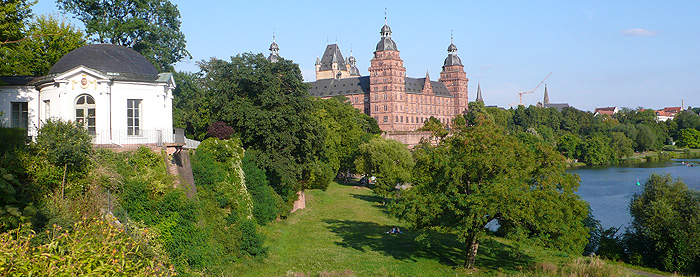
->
[75,94,96,135]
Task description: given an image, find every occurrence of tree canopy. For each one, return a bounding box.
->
[391,118,589,268]
[57,0,189,72]
[354,137,414,199]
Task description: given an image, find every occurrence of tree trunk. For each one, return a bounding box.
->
[464,233,480,269]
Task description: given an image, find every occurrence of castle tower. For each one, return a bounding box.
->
[316,44,350,80]
[368,20,406,131]
[347,49,361,77]
[439,36,469,114]
[267,34,280,63]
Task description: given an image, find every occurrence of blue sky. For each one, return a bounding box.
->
[33,1,699,112]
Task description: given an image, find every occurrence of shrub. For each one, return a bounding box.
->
[35,119,92,174]
[0,219,174,276]
[207,121,234,140]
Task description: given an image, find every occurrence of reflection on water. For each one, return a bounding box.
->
[568,159,700,229]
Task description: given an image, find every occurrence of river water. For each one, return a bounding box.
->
[568,159,700,229]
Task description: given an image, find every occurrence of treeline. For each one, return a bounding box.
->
[468,102,700,165]
[173,53,381,205]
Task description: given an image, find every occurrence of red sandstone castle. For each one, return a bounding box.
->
[270,22,470,132]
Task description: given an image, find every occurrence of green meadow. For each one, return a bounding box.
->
[228,182,644,277]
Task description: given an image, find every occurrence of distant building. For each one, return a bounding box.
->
[655,106,683,122]
[535,85,570,111]
[594,106,619,116]
[304,22,470,132]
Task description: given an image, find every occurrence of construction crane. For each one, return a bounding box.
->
[509,72,552,106]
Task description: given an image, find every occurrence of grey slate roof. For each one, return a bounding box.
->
[308,76,370,97]
[319,44,346,71]
[543,103,570,111]
[376,37,398,51]
[0,76,39,86]
[405,77,452,97]
[49,44,158,75]
[307,76,453,98]
[443,54,462,67]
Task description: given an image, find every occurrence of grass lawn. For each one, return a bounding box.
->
[225,181,642,276]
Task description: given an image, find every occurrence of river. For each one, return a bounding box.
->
[568,159,700,229]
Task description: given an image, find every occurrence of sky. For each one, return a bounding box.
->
[32,0,700,112]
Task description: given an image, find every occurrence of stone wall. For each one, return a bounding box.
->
[382,131,433,148]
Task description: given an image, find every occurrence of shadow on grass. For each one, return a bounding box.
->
[323,219,534,270]
[350,193,393,216]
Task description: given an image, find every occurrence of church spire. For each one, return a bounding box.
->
[543,84,550,104]
[476,82,483,102]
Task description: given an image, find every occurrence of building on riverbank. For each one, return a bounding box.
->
[305,22,470,132]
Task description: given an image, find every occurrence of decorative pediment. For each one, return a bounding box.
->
[52,66,109,91]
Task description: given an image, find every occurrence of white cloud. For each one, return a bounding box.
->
[620,28,659,37]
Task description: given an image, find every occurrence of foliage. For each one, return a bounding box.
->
[172,71,209,140]
[313,96,381,178]
[0,14,85,76]
[57,0,190,71]
[35,118,92,173]
[634,124,656,152]
[392,118,589,268]
[580,135,612,166]
[0,219,174,276]
[354,137,414,199]
[190,138,266,257]
[676,128,700,149]
[207,121,234,140]
[194,54,326,200]
[0,0,34,43]
[242,150,284,224]
[624,174,700,274]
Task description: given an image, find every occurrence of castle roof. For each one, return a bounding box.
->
[308,76,453,98]
[308,76,370,97]
[319,44,347,71]
[376,23,398,51]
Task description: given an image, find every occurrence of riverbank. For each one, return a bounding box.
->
[224,181,665,276]
[567,148,700,168]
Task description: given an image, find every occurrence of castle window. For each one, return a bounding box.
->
[384,105,387,111]
[400,116,403,123]
[383,116,388,122]
[383,93,387,100]
[375,105,378,112]
[395,116,398,122]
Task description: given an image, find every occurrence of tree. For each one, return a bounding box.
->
[625,174,700,273]
[195,54,326,200]
[57,0,190,71]
[355,137,413,200]
[1,14,85,75]
[635,124,656,152]
[609,131,634,161]
[0,0,34,44]
[392,118,588,268]
[676,128,700,149]
[580,135,613,165]
[313,96,380,179]
[557,133,582,160]
[35,118,92,174]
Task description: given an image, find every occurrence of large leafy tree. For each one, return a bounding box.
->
[57,0,190,72]
[0,0,34,43]
[625,174,700,273]
[354,137,414,200]
[196,54,326,200]
[1,14,85,75]
[391,117,588,268]
[313,96,381,179]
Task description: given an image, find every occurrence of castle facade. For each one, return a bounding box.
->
[295,22,470,132]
